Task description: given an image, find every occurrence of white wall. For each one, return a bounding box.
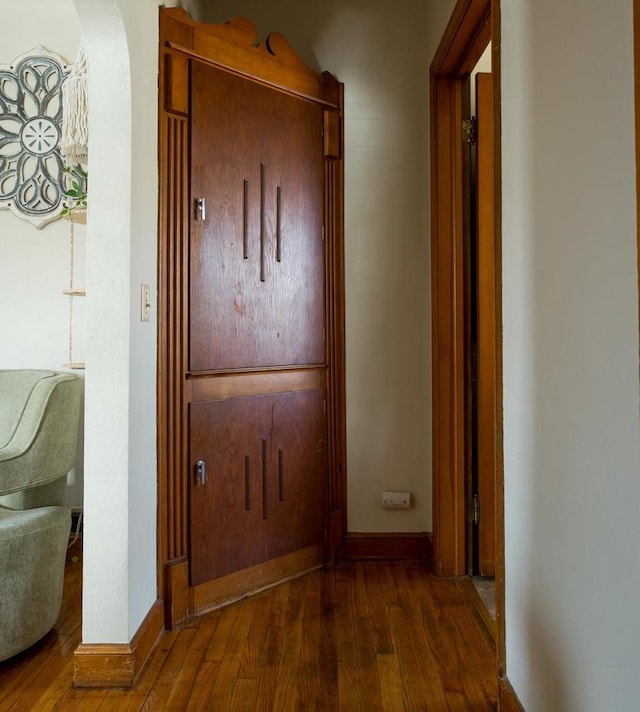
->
[502,1,640,709]
[0,0,85,508]
[71,0,159,643]
[201,0,456,533]
[119,0,161,642]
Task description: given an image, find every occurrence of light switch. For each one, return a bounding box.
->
[141,284,151,322]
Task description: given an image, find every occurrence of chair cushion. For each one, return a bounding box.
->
[0,505,70,662]
[0,371,55,449]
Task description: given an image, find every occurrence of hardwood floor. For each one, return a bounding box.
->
[0,547,498,711]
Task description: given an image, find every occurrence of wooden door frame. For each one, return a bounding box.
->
[429,0,506,691]
[156,7,346,627]
[634,0,640,346]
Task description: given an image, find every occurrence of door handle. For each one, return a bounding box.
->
[195,197,206,221]
[195,459,207,486]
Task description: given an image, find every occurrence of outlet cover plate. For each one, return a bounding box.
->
[382,490,411,509]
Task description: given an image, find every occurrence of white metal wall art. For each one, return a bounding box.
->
[0,46,70,228]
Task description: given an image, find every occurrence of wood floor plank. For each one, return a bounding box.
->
[200,597,257,710]
[182,660,221,712]
[267,577,290,628]
[375,561,401,608]
[337,660,362,712]
[334,565,357,665]
[362,563,394,655]
[271,662,300,712]
[271,578,306,711]
[69,689,110,711]
[203,604,240,662]
[7,632,80,712]
[389,604,446,712]
[297,587,332,711]
[413,572,466,697]
[253,625,284,712]
[34,656,79,711]
[334,565,362,710]
[377,652,405,712]
[317,572,339,711]
[389,564,451,712]
[0,633,70,709]
[95,626,182,712]
[50,686,107,712]
[162,616,220,711]
[229,677,259,711]
[416,571,496,710]
[352,562,371,618]
[2,558,499,712]
[97,692,148,712]
[445,690,476,711]
[278,577,306,666]
[353,616,384,712]
[238,588,274,680]
[138,626,198,711]
[448,582,498,710]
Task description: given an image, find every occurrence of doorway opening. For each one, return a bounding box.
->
[466,46,496,618]
[429,0,506,695]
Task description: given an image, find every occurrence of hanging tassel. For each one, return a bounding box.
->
[60,43,88,167]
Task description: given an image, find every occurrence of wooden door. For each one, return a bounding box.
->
[158,9,345,626]
[188,61,327,587]
[475,72,496,576]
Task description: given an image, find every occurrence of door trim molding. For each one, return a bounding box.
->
[430,0,495,578]
[430,0,505,688]
[634,0,640,357]
[165,41,339,110]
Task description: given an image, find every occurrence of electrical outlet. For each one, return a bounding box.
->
[382,490,411,509]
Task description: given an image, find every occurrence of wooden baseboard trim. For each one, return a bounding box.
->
[193,544,323,617]
[74,599,164,688]
[344,532,432,562]
[499,676,525,711]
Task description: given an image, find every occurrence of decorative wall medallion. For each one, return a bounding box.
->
[0,46,70,228]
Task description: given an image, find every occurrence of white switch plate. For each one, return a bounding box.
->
[140,284,151,322]
[382,490,411,509]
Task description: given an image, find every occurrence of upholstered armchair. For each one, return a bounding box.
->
[0,370,81,662]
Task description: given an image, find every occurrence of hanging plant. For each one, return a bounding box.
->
[61,164,88,216]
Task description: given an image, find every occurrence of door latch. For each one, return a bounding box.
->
[195,197,206,221]
[195,459,207,486]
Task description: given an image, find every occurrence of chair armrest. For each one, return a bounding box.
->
[0,374,81,497]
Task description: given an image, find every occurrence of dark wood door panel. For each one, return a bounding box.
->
[189,397,269,585]
[190,63,325,373]
[189,389,326,585]
[264,389,326,560]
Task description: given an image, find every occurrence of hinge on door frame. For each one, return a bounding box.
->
[467,494,480,524]
[462,117,477,145]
